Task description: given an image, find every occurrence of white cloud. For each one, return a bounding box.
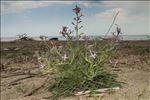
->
[78,1,149,17]
[1,1,73,14]
[80,1,149,35]
[78,1,104,8]
[1,1,149,36]
[102,1,149,16]
[95,8,126,19]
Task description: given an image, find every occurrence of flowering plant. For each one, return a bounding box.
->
[41,5,122,99]
[59,5,84,41]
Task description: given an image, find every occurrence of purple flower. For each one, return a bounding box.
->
[62,26,68,32]
[73,5,81,14]
[60,26,68,36]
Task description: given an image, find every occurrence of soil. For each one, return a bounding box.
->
[1,40,150,100]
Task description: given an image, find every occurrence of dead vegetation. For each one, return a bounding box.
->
[17,33,34,41]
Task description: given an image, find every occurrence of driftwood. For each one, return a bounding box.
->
[2,73,28,78]
[17,33,34,41]
[1,71,38,78]
[2,65,38,72]
[8,75,35,86]
[75,87,120,96]
[1,66,40,78]
[94,87,119,93]
[2,71,47,79]
[8,82,21,86]
[24,76,49,97]
[49,37,58,41]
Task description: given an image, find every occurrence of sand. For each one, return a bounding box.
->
[1,40,150,100]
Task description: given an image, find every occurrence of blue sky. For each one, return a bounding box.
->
[1,1,150,37]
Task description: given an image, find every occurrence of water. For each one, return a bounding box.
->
[1,35,149,42]
[122,35,150,40]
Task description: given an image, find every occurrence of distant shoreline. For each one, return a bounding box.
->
[1,35,149,42]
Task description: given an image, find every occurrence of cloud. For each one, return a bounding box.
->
[2,1,149,16]
[1,1,73,14]
[78,1,149,16]
[81,1,149,35]
[78,1,104,8]
[1,1,149,36]
[102,1,149,16]
[96,8,126,18]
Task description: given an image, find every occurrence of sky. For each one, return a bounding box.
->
[1,1,150,37]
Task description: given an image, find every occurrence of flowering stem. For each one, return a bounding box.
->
[76,13,79,41]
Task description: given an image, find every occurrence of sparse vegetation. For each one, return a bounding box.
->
[17,33,34,41]
[41,5,122,99]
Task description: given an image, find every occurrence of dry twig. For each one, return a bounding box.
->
[8,75,35,86]
[104,11,120,38]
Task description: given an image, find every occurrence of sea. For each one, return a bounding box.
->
[1,35,150,42]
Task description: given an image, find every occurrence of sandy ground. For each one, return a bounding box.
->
[1,40,150,100]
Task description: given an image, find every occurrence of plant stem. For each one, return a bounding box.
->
[76,13,79,41]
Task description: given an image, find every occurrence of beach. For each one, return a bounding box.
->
[1,40,150,100]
